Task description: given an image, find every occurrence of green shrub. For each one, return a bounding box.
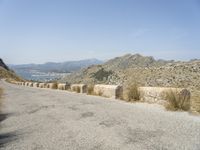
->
[91,68,113,81]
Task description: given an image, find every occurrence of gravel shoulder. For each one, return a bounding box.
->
[0,81,200,150]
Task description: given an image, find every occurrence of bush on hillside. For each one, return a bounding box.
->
[164,89,191,111]
[125,84,140,102]
[91,68,113,81]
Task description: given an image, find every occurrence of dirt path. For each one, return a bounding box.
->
[0,81,200,150]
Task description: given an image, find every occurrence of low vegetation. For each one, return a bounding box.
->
[191,90,200,113]
[0,88,3,98]
[164,89,191,111]
[0,67,23,82]
[91,68,113,81]
[124,84,140,102]
[0,88,3,110]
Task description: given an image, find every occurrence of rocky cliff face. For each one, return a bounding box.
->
[0,58,9,71]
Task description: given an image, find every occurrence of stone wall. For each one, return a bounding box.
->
[139,87,190,103]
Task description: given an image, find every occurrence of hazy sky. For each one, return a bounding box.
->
[0,0,200,64]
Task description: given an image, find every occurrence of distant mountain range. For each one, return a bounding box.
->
[9,59,103,73]
[8,59,103,81]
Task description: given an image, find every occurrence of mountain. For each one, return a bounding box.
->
[60,53,200,91]
[102,53,174,70]
[0,58,23,81]
[10,59,103,73]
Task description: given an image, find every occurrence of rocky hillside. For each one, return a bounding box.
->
[0,58,23,81]
[0,58,10,71]
[61,54,200,91]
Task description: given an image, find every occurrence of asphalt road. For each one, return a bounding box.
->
[0,81,200,150]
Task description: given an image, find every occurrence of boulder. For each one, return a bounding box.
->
[33,82,39,88]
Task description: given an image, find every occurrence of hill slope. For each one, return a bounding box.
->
[61,54,200,90]
[0,58,23,81]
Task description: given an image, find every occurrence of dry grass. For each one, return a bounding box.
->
[0,88,3,110]
[164,89,191,111]
[87,85,94,95]
[191,90,200,113]
[0,88,3,99]
[124,84,140,102]
[0,67,24,82]
[72,86,81,93]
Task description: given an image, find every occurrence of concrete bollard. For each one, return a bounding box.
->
[93,84,123,99]
[33,82,39,88]
[25,82,30,86]
[39,83,46,88]
[46,83,58,89]
[71,84,87,93]
[29,82,33,87]
[58,83,70,90]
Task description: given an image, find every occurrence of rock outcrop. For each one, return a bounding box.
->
[0,58,9,71]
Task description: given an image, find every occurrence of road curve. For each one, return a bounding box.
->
[0,81,200,150]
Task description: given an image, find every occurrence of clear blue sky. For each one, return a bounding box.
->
[0,0,200,64]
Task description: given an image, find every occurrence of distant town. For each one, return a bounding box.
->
[15,69,70,82]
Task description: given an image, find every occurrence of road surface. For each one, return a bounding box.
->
[0,81,200,150]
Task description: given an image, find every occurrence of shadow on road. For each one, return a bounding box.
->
[0,113,18,148]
